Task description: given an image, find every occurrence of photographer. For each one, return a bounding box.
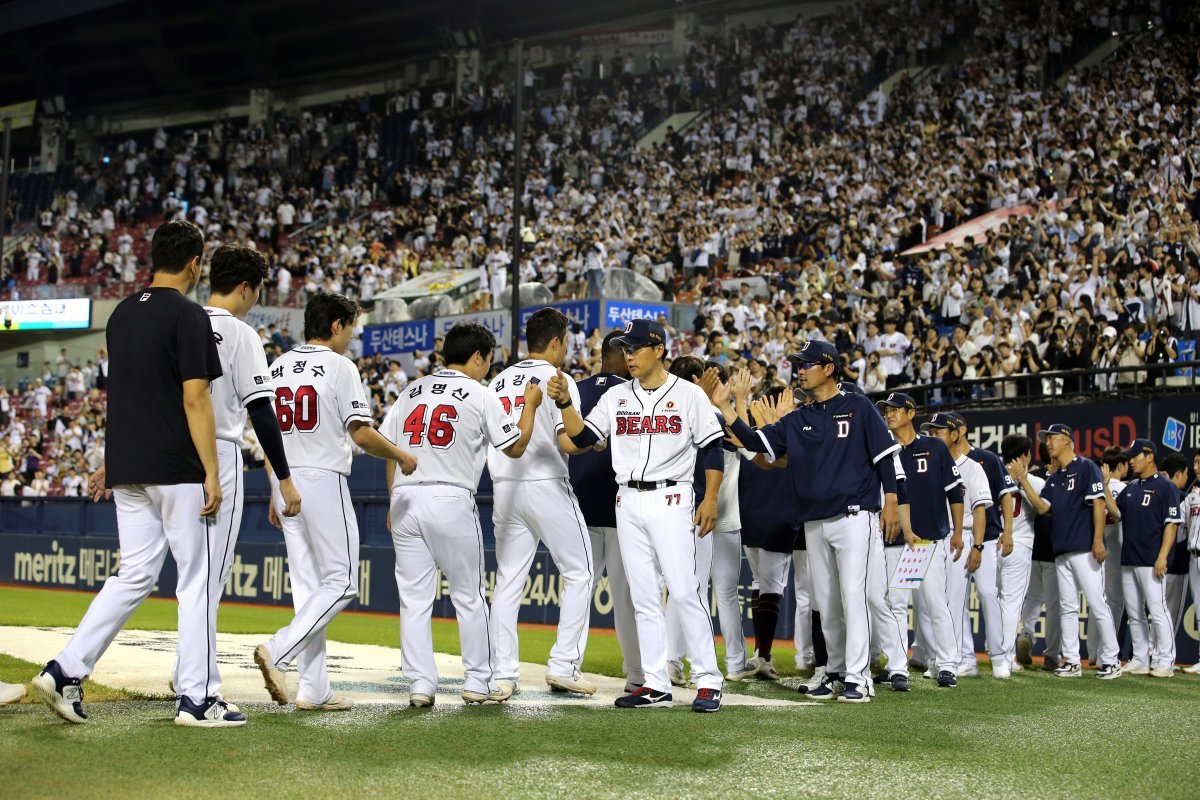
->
[1017,341,1044,399]
[1091,326,1120,392]
[840,349,862,386]
[936,347,967,402]
[1142,323,1178,386]
[862,351,888,394]
[1111,324,1147,387]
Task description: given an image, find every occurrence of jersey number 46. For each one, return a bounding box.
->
[404,403,458,448]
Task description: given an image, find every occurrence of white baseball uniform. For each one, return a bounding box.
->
[1187,488,1200,660]
[1100,477,1127,634]
[381,368,520,698]
[1163,495,1191,639]
[487,359,593,684]
[582,373,725,693]
[998,473,1043,667]
[261,343,373,706]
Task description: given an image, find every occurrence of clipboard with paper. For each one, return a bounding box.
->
[889,540,939,591]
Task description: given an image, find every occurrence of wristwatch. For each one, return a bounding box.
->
[555,398,573,409]
[972,543,985,552]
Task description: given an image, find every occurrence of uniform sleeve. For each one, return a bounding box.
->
[967,465,994,509]
[483,390,520,449]
[552,374,583,434]
[236,321,275,406]
[940,443,964,494]
[862,398,900,464]
[690,389,724,448]
[1083,460,1105,501]
[582,386,614,441]
[755,418,788,460]
[337,359,373,429]
[178,304,222,382]
[378,399,403,446]
[1164,485,1184,526]
[988,452,1018,495]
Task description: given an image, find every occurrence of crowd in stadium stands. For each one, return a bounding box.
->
[1,0,1199,495]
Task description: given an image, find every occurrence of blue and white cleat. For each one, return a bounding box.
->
[614,687,672,709]
[936,670,957,688]
[32,660,87,724]
[175,696,247,728]
[807,674,845,700]
[692,688,722,712]
[837,683,870,704]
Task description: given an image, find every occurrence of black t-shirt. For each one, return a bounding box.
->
[105,287,222,486]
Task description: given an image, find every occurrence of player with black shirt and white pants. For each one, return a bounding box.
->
[254,294,418,710]
[549,319,727,712]
[33,221,241,727]
[382,323,541,706]
[488,309,595,696]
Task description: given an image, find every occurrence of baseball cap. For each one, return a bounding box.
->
[786,340,838,366]
[944,411,967,430]
[1123,438,1156,458]
[1036,423,1074,443]
[920,413,959,433]
[876,392,916,411]
[614,318,666,348]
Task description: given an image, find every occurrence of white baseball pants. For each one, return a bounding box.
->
[1165,573,1189,636]
[264,468,358,706]
[996,543,1033,667]
[791,549,814,667]
[882,546,911,658]
[912,540,959,673]
[745,547,791,595]
[669,529,747,674]
[1056,551,1118,667]
[805,512,872,688]
[1102,527,1124,630]
[1122,566,1175,669]
[490,479,593,681]
[1021,560,1062,660]
[55,482,212,703]
[667,528,713,674]
[390,484,496,697]
[867,520,908,675]
[589,526,642,685]
[616,484,722,693]
[949,540,1004,662]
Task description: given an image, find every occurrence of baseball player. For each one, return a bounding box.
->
[189,243,302,708]
[549,318,727,712]
[1098,447,1130,637]
[997,434,1043,675]
[1183,452,1200,675]
[382,322,542,706]
[719,340,903,703]
[32,220,236,727]
[0,683,25,705]
[1014,444,1062,671]
[1100,440,1181,678]
[878,394,964,688]
[568,332,642,692]
[488,308,595,696]
[919,414,991,680]
[1015,423,1121,679]
[254,293,419,710]
[1161,453,1192,646]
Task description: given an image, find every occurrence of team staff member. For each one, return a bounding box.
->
[1097,447,1130,640]
[383,323,542,706]
[568,332,642,692]
[33,221,237,727]
[1183,452,1200,675]
[254,294,419,710]
[719,340,902,704]
[1014,424,1121,679]
[550,318,727,712]
[1100,440,1182,678]
[997,434,1043,675]
[878,394,964,688]
[488,309,594,697]
[1014,443,1061,671]
[1161,453,1192,646]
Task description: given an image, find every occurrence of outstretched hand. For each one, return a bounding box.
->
[729,368,753,406]
[546,368,568,403]
[696,367,722,400]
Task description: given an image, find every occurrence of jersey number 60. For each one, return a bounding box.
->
[275,385,319,432]
[404,403,458,448]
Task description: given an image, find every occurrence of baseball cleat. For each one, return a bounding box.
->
[1041,657,1060,672]
[0,682,26,705]
[667,661,687,687]
[1010,661,1025,673]
[837,683,870,704]
[1053,662,1082,678]
[871,672,893,686]
[908,656,927,672]
[957,661,981,678]
[496,679,520,696]
[622,681,644,694]
[691,688,722,712]
[1123,661,1150,676]
[921,669,932,679]
[726,661,760,682]
[870,653,889,675]
[174,696,247,728]
[32,661,87,724]
[755,658,780,681]
[546,673,597,695]
[1149,666,1173,679]
[409,693,435,708]
[1016,633,1033,667]
[253,644,290,705]
[462,683,513,704]
[1095,664,1123,680]
[806,675,845,701]
[797,666,828,694]
[992,661,1011,680]
[614,687,672,709]
[1182,663,1200,675]
[296,693,353,711]
[170,678,239,712]
[936,671,957,688]
[890,673,910,692]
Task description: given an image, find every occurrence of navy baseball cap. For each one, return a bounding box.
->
[1036,423,1074,443]
[838,382,865,396]
[944,411,967,429]
[920,413,959,433]
[1123,438,1156,458]
[876,392,916,411]
[787,339,838,366]
[614,318,666,348]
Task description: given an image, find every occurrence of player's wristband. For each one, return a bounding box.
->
[972,543,985,552]
[555,398,573,409]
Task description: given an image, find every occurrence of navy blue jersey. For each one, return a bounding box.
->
[568,373,626,528]
[968,446,1018,541]
[1116,476,1183,568]
[690,412,729,503]
[756,392,900,522]
[897,435,964,542]
[1039,457,1105,555]
[739,454,800,553]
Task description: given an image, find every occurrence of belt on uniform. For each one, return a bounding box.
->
[625,480,678,491]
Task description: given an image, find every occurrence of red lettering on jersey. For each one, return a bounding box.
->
[654,415,668,433]
[615,417,627,436]
[668,416,682,434]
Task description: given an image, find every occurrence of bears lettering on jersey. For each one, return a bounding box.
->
[614,414,683,436]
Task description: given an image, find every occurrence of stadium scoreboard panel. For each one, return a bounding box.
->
[0,299,92,331]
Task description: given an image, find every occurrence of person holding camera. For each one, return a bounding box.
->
[1143,323,1178,385]
[862,351,888,394]
[1111,324,1147,387]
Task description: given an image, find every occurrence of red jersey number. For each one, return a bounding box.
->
[275,385,319,432]
[499,396,525,415]
[403,403,458,448]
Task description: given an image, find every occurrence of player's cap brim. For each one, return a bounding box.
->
[1035,429,1071,443]
[919,421,953,432]
[614,334,657,348]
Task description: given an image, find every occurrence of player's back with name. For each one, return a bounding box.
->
[382,369,519,492]
[487,359,576,482]
[270,344,372,475]
[897,434,962,541]
[206,307,274,445]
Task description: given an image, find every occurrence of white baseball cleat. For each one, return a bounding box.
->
[0,682,26,705]
[755,657,781,681]
[1095,663,1123,680]
[296,693,353,711]
[1123,662,1150,676]
[667,661,687,687]
[725,661,760,682]
[957,661,981,678]
[1149,666,1174,679]
[253,644,291,705]
[496,679,520,697]
[1010,661,1025,673]
[1182,663,1200,675]
[463,683,513,704]
[546,673,597,695]
[409,693,435,708]
[174,696,247,728]
[32,661,87,724]
[992,660,1011,680]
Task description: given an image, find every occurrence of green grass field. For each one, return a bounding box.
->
[2,585,1198,800]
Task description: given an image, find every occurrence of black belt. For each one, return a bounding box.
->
[625,480,678,491]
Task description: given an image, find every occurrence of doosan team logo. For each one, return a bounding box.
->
[665,401,676,410]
